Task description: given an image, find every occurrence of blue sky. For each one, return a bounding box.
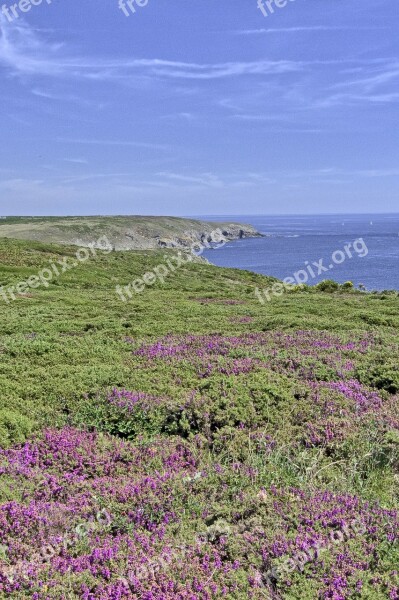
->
[0,0,398,216]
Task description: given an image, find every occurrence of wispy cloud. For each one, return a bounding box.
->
[231,114,293,122]
[58,138,169,151]
[31,88,101,107]
[161,112,197,121]
[63,158,89,165]
[272,167,399,179]
[0,17,301,82]
[315,61,399,107]
[334,62,399,93]
[157,171,224,188]
[354,168,399,178]
[236,26,383,35]
[0,17,64,76]
[316,92,399,107]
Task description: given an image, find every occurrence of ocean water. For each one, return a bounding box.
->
[201,214,399,292]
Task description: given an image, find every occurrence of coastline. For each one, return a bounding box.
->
[202,214,399,292]
[0,215,263,252]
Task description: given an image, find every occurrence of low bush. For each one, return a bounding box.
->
[0,409,33,447]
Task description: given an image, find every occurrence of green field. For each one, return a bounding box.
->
[0,237,398,599]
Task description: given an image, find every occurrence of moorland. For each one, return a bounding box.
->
[0,234,398,599]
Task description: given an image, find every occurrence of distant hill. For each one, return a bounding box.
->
[0,215,262,251]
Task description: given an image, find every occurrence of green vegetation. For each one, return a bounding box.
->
[0,237,398,599]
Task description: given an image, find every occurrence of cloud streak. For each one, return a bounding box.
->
[58,138,169,150]
[237,26,365,35]
[0,17,301,81]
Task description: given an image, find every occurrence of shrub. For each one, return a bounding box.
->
[72,389,168,440]
[0,409,33,447]
[357,363,399,394]
[316,279,340,292]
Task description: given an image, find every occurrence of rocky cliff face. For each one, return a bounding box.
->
[0,216,262,251]
[153,223,262,252]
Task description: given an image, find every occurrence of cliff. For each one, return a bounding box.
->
[0,216,262,251]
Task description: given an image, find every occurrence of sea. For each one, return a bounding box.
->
[200,214,399,292]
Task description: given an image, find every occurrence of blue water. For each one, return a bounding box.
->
[201,214,399,291]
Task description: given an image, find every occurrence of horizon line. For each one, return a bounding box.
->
[1,212,399,219]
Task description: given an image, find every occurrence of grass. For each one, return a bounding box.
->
[0,237,398,599]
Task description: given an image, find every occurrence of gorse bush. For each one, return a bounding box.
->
[73,389,168,440]
[0,410,33,448]
[316,279,340,292]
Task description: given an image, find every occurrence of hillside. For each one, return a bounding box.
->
[0,237,399,599]
[0,216,261,251]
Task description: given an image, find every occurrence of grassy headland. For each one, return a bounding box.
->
[0,216,261,251]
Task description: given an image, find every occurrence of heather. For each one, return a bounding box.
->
[1,238,399,599]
